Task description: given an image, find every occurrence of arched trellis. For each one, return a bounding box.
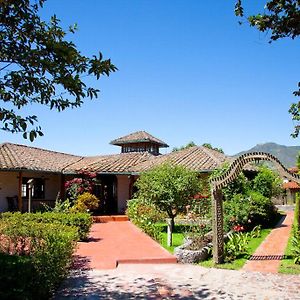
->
[210,152,300,264]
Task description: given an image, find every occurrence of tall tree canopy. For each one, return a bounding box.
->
[0,0,117,141]
[235,0,300,137]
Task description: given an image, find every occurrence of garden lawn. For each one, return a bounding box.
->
[279,232,300,274]
[160,232,185,253]
[199,228,272,270]
[156,224,187,253]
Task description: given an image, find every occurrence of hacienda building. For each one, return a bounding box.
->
[0,131,228,214]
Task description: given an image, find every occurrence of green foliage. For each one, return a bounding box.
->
[291,194,300,264]
[294,193,300,231]
[0,216,78,299]
[223,226,261,263]
[224,192,276,232]
[0,0,117,140]
[213,163,279,232]
[202,143,224,154]
[46,198,72,213]
[0,211,92,241]
[291,229,300,264]
[172,141,196,152]
[126,199,164,241]
[135,163,201,228]
[224,227,261,262]
[235,0,300,137]
[223,194,251,232]
[71,192,99,213]
[224,231,250,262]
[251,166,282,198]
[222,173,250,201]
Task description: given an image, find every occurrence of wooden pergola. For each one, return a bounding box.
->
[210,152,300,264]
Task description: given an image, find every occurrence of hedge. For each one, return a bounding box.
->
[0,211,92,241]
[0,218,78,299]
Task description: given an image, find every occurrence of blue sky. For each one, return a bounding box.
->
[1,0,299,156]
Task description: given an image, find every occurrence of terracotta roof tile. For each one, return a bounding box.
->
[288,167,299,174]
[0,142,228,174]
[110,131,168,147]
[130,146,228,173]
[64,152,156,174]
[283,181,300,190]
[0,143,82,173]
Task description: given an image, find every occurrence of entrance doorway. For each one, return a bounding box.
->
[94,174,118,215]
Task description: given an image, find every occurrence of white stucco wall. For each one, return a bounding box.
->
[0,171,62,212]
[116,175,130,213]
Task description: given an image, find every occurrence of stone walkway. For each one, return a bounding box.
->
[243,211,294,273]
[75,221,176,269]
[55,212,300,299]
[55,264,300,299]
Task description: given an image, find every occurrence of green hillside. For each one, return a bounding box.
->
[235,143,300,168]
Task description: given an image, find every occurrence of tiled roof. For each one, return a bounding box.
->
[64,152,156,174]
[0,143,82,173]
[130,146,228,173]
[288,167,299,174]
[283,181,300,190]
[110,131,169,148]
[0,142,228,174]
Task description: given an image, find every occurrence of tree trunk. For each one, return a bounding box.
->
[170,216,175,232]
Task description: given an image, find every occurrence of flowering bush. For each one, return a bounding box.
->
[65,171,97,202]
[71,192,100,213]
[126,199,166,241]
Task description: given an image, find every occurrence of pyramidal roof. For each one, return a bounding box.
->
[110,131,169,148]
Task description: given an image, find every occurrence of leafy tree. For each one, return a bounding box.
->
[0,0,117,141]
[234,0,300,137]
[251,166,283,199]
[172,141,224,153]
[202,143,224,154]
[172,141,196,152]
[134,163,201,230]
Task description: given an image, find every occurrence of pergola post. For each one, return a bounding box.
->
[212,188,224,264]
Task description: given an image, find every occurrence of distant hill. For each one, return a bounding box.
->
[235,143,300,168]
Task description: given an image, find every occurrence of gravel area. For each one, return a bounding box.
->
[54,264,300,299]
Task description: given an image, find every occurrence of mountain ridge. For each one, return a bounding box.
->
[234,142,300,168]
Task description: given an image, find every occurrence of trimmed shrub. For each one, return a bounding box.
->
[0,218,78,299]
[0,211,92,241]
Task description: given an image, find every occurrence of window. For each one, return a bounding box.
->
[22,178,45,199]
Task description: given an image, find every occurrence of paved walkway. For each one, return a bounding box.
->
[243,211,294,273]
[55,264,300,299]
[55,213,300,299]
[75,221,176,269]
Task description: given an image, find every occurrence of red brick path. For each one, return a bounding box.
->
[75,220,177,270]
[243,211,294,273]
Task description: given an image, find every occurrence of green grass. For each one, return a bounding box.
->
[156,223,185,253]
[160,232,185,253]
[199,228,272,270]
[279,220,300,275]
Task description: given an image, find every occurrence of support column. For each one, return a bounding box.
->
[18,171,22,212]
[212,188,224,264]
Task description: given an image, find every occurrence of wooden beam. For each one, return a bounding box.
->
[18,171,22,212]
